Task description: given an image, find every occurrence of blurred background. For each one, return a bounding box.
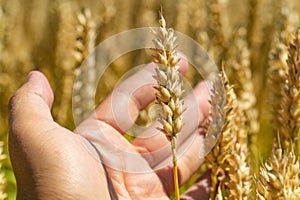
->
[1,0,300,198]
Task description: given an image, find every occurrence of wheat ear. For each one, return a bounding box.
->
[226,28,260,170]
[256,142,300,199]
[73,8,97,122]
[206,69,251,199]
[55,1,78,124]
[152,13,184,200]
[206,0,227,65]
[269,31,300,152]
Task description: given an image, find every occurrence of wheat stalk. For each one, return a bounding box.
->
[152,12,184,200]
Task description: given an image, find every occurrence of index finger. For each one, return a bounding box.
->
[77,56,189,133]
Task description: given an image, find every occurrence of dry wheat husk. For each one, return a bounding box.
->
[256,144,300,200]
[207,69,251,200]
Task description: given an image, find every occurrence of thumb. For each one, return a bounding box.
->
[8,70,59,162]
[9,70,59,153]
[8,71,62,198]
[8,70,59,155]
[8,71,55,136]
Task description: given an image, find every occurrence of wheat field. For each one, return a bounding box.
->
[1,0,300,199]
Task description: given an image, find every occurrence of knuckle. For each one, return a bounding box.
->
[8,91,19,110]
[8,90,23,118]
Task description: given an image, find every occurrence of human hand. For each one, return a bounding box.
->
[9,58,212,199]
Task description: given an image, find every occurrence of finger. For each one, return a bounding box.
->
[131,82,212,194]
[8,71,113,199]
[8,71,59,162]
[8,71,59,194]
[79,56,189,134]
[8,71,56,136]
[155,133,207,195]
[180,169,211,200]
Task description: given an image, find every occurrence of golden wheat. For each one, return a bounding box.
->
[152,13,184,200]
[269,31,300,152]
[73,8,97,122]
[256,143,300,199]
[2,0,300,198]
[207,69,251,200]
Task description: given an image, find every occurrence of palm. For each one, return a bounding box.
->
[75,119,169,199]
[37,125,168,199]
[9,62,212,199]
[73,80,211,199]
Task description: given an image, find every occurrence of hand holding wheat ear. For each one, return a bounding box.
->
[9,67,212,199]
[152,13,184,200]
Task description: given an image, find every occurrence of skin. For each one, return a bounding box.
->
[8,58,212,200]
